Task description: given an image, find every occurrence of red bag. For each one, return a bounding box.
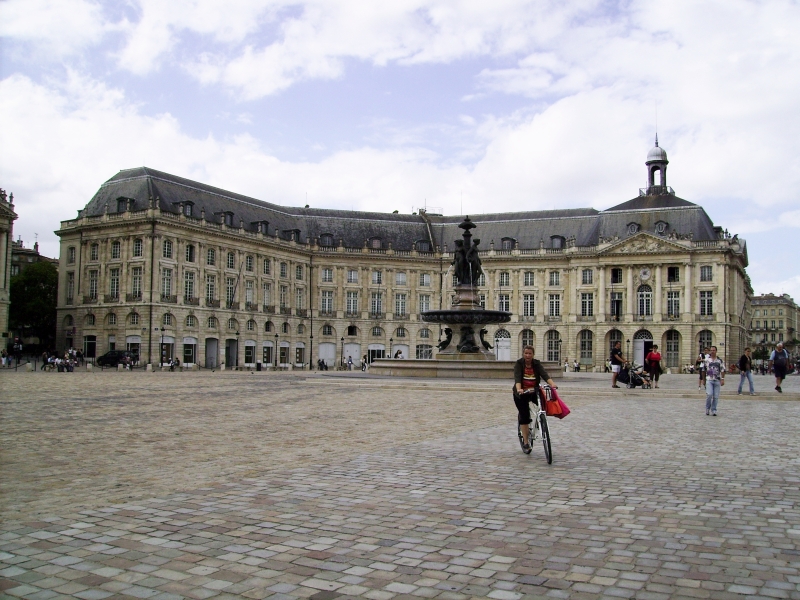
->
[545,399,562,416]
[551,388,571,419]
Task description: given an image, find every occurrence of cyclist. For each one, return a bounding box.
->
[514,345,558,452]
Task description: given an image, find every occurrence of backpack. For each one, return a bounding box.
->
[774,350,788,369]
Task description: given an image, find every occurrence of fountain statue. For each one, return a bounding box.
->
[421,217,511,360]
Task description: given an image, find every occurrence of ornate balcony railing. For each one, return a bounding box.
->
[280,306,292,315]
[206,299,220,308]
[126,292,142,302]
[606,314,622,322]
[665,313,681,321]
[369,312,385,320]
[393,313,409,320]
[184,297,200,306]
[577,315,595,322]
[226,301,240,310]
[263,304,275,314]
[520,315,536,322]
[296,308,308,317]
[319,310,334,317]
[697,314,716,321]
[634,314,653,321]
[161,294,178,304]
[245,302,258,311]
[345,311,359,318]
[545,315,562,322]
[83,296,98,304]
[104,294,119,303]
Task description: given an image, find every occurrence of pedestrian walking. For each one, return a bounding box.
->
[697,347,709,391]
[610,341,626,388]
[737,347,755,395]
[361,354,367,371]
[645,344,662,388]
[769,342,790,393]
[347,355,353,370]
[704,346,725,416]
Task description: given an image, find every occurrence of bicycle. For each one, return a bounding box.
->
[516,385,553,464]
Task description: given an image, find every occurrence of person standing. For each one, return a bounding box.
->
[697,347,709,391]
[347,355,353,370]
[610,341,626,388]
[645,344,662,389]
[704,346,725,416]
[361,354,367,371]
[737,347,755,395]
[769,342,790,393]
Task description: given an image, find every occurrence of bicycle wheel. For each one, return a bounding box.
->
[539,413,552,464]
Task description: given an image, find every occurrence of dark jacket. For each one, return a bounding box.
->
[738,354,751,372]
[514,358,551,393]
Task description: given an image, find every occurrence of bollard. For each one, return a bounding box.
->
[86,363,93,372]
[26,363,33,372]
[146,363,153,372]
[220,364,226,371]
[117,364,123,371]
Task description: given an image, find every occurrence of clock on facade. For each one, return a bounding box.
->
[640,267,651,281]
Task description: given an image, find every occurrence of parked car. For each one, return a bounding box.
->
[96,350,138,367]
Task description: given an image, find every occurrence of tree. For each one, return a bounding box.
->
[9,261,58,347]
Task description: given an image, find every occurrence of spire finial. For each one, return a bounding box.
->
[655,133,659,147]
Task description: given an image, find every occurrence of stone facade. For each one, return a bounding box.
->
[750,293,799,356]
[0,190,18,339]
[55,142,752,370]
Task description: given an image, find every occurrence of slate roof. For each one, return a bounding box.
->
[79,167,723,250]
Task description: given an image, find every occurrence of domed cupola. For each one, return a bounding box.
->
[645,135,670,194]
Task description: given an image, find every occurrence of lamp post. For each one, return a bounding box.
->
[557,337,562,364]
[235,331,240,370]
[309,334,313,370]
[626,339,631,364]
[156,327,166,367]
[274,333,279,370]
[389,337,393,358]
[340,336,344,368]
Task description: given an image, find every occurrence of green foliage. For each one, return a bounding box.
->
[9,261,58,346]
[752,347,769,361]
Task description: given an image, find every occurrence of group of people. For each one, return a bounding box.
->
[42,349,82,372]
[608,340,663,389]
[563,360,582,372]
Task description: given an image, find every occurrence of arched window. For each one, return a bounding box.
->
[347,325,358,336]
[416,240,431,252]
[107,313,117,325]
[129,313,139,325]
[297,324,305,334]
[319,233,334,247]
[86,314,96,326]
[698,330,713,352]
[282,322,289,334]
[608,329,623,352]
[637,285,653,316]
[372,326,383,336]
[64,315,74,327]
[634,329,653,340]
[322,324,333,336]
[163,314,173,326]
[546,330,561,362]
[265,321,273,332]
[395,327,407,338]
[246,319,256,331]
[579,330,593,364]
[117,198,127,213]
[207,316,218,328]
[186,315,196,327]
[501,237,515,250]
[419,328,431,339]
[550,236,564,249]
[369,237,382,249]
[227,318,237,330]
[665,330,680,367]
[521,329,534,350]
[494,329,511,339]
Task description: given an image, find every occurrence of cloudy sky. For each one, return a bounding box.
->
[1,0,799,298]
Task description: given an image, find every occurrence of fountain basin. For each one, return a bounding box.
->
[421,310,511,326]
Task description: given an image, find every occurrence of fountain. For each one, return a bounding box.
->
[369,217,516,378]
[421,216,511,361]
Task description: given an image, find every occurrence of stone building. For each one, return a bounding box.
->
[750,294,799,357]
[55,141,752,370]
[10,238,59,277]
[0,189,18,340]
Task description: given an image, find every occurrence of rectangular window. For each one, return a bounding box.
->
[263,259,270,275]
[700,266,713,282]
[295,265,303,280]
[371,292,383,315]
[66,272,75,303]
[523,294,535,317]
[162,269,172,297]
[419,273,431,287]
[322,268,333,283]
[89,271,100,300]
[279,285,288,308]
[207,248,216,266]
[548,294,561,317]
[498,294,510,312]
[611,268,623,284]
[347,269,358,283]
[245,280,254,304]
[667,266,680,282]
[395,293,407,316]
[90,244,99,261]
[667,290,680,317]
[262,282,271,305]
[226,277,236,305]
[245,256,254,272]
[581,292,594,316]
[755,320,760,329]
[186,245,195,263]
[779,320,784,328]
[132,267,142,297]
[226,253,235,269]
[280,262,287,278]
[499,272,510,287]
[700,290,713,315]
[416,345,433,360]
[295,288,304,309]
[346,291,358,314]
[419,294,431,313]
[396,272,407,286]
[321,290,334,313]
[111,242,121,260]
[133,239,143,258]
[581,269,593,285]
[372,271,382,285]
[523,271,534,286]
[163,240,173,259]
[184,271,195,300]
[479,294,486,309]
[205,275,216,301]
[109,268,120,298]
[67,247,76,264]
[549,271,560,286]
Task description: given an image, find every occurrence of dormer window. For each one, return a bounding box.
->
[416,240,431,252]
[183,203,194,217]
[319,233,334,247]
[654,221,668,236]
[116,198,127,213]
[282,229,300,242]
[369,237,382,249]
[550,236,565,249]
[627,222,640,235]
[501,237,515,250]
[224,212,234,227]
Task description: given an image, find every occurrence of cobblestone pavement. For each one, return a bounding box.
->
[2,371,800,599]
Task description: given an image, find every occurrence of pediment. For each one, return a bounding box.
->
[600,232,687,255]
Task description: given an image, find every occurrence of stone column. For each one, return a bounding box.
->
[598,266,606,321]
[654,265,662,321]
[684,263,693,320]
[626,266,634,318]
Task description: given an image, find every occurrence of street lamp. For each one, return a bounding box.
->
[155,326,167,367]
[235,330,240,370]
[340,336,345,368]
[309,333,313,371]
[274,333,279,370]
[626,339,631,364]
[389,337,393,358]
[557,337,562,365]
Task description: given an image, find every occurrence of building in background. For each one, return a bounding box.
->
[0,189,18,340]
[55,141,752,370]
[750,294,799,358]
[10,238,59,277]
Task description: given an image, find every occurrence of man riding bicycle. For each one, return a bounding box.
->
[514,345,558,452]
